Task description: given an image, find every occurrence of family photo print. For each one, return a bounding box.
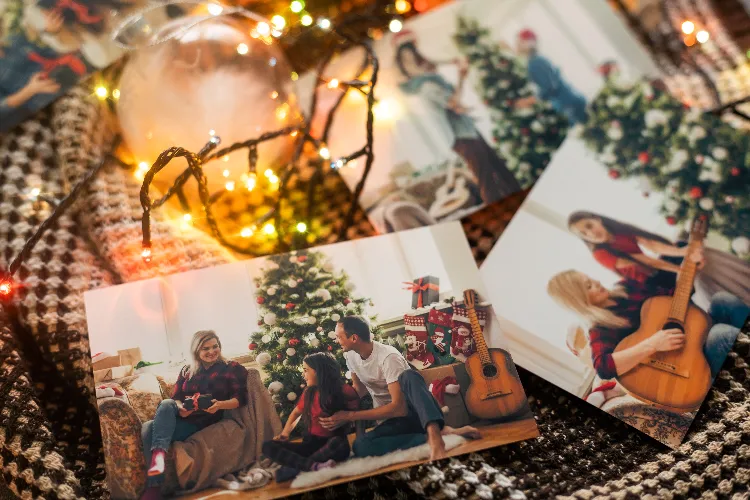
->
[84,222,538,499]
[300,0,653,233]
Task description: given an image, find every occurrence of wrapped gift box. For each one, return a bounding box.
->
[419,363,477,428]
[405,276,440,309]
[92,354,121,371]
[117,348,143,368]
[93,365,134,383]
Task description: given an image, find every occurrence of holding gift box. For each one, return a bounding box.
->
[403,275,440,309]
[184,393,215,411]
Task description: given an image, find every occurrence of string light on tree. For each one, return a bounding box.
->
[290,1,304,13]
[241,226,255,238]
[389,19,403,33]
[296,222,307,233]
[236,43,249,55]
[95,86,108,99]
[225,180,235,191]
[301,14,313,26]
[257,21,271,36]
[263,223,276,235]
[682,21,695,34]
[318,18,331,30]
[271,15,286,30]
[245,173,257,191]
[395,0,411,14]
[696,30,709,44]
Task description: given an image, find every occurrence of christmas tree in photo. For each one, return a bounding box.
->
[579,67,749,258]
[248,250,380,424]
[579,65,685,181]
[453,16,569,187]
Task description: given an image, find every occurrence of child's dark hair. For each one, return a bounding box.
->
[301,353,350,432]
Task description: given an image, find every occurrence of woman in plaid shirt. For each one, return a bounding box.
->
[141,330,248,499]
[547,247,748,383]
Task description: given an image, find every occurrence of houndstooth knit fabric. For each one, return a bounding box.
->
[1,87,749,500]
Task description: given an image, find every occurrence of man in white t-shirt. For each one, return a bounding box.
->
[320,316,479,460]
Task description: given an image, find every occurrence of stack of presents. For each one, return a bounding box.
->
[378,276,505,427]
[92,347,144,383]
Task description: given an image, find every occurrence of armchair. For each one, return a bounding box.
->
[97,368,282,499]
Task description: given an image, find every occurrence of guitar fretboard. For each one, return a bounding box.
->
[466,306,490,364]
[668,240,701,323]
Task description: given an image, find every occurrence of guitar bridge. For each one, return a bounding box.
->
[480,388,512,400]
[640,358,690,378]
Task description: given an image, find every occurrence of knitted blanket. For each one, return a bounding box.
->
[1,87,748,499]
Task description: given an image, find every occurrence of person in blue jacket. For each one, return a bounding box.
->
[514,28,588,125]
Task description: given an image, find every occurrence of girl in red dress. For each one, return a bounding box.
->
[262,353,359,483]
[567,211,750,309]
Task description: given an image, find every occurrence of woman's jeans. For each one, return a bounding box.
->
[141,399,201,486]
[704,292,749,378]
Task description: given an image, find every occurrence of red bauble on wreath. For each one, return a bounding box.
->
[277,353,284,360]
[297,255,308,262]
[330,280,336,286]
[256,297,265,304]
[289,338,300,346]
[666,216,677,225]
[285,302,296,310]
[638,152,649,163]
[689,187,703,199]
[608,169,621,179]
[257,320,264,326]
[343,298,351,305]
[731,167,741,176]
[327,345,333,351]
[248,343,258,350]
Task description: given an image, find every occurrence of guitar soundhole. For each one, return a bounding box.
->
[663,321,685,333]
[482,364,498,378]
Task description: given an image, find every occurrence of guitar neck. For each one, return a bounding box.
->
[668,240,701,323]
[466,306,490,363]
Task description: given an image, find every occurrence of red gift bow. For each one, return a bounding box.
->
[28,52,87,76]
[52,0,103,24]
[402,278,439,308]
[188,392,202,410]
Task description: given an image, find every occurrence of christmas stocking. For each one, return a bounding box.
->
[451,303,487,362]
[428,376,460,413]
[403,315,434,370]
[426,308,455,365]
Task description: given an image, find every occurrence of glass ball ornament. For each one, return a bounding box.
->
[114,4,300,196]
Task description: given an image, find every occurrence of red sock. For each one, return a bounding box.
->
[148,449,166,477]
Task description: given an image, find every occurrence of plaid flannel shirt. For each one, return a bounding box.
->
[588,280,675,380]
[172,360,248,427]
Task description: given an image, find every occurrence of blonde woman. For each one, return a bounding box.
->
[546,250,748,384]
[141,331,247,500]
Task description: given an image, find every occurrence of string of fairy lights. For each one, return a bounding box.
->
[0,0,747,301]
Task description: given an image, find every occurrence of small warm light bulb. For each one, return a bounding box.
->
[327,78,340,89]
[290,130,298,137]
[291,1,304,13]
[138,161,149,171]
[301,14,313,26]
[696,30,709,43]
[241,227,254,238]
[141,248,152,262]
[225,181,236,191]
[296,222,307,233]
[389,19,403,33]
[207,3,223,15]
[395,0,411,13]
[28,187,41,200]
[0,281,12,297]
[272,15,286,30]
[95,86,108,99]
[348,159,358,169]
[257,22,271,36]
[135,170,145,181]
[319,147,331,159]
[237,43,249,55]
[209,129,216,136]
[223,169,230,177]
[291,71,299,81]
[112,89,120,99]
[270,90,279,99]
[269,174,279,184]
[318,18,331,29]
[264,168,274,178]
[183,213,192,222]
[276,105,288,120]
[682,21,695,35]
[222,155,230,162]
[246,174,257,191]
[332,159,345,169]
[263,223,276,235]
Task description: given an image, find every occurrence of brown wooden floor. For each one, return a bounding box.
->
[178,418,538,500]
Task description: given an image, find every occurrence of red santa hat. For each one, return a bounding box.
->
[392,29,417,48]
[517,29,538,49]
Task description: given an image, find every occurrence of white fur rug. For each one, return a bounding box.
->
[290,434,467,489]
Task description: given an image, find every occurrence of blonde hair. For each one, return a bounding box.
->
[187,330,226,379]
[547,270,630,330]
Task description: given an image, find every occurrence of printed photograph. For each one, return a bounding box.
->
[480,76,750,447]
[300,0,660,233]
[83,222,538,499]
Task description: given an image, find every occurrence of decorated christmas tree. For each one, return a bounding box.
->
[579,67,685,181]
[248,249,379,423]
[579,69,749,258]
[453,16,569,187]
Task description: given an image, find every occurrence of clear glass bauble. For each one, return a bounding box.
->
[115,4,300,195]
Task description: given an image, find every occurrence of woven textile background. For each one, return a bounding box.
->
[0,86,748,500]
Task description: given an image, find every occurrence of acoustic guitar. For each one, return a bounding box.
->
[462,289,527,419]
[613,215,711,413]
[429,161,471,219]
